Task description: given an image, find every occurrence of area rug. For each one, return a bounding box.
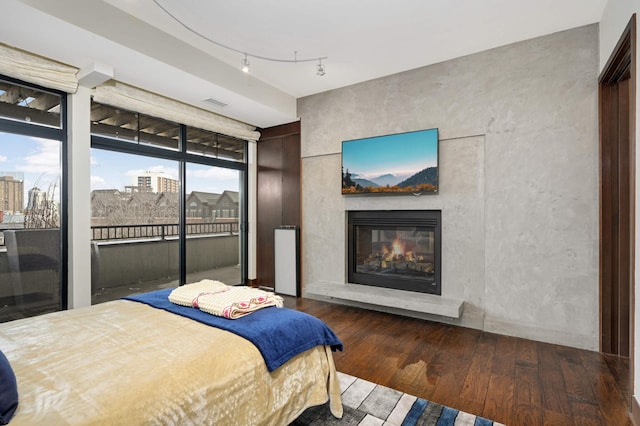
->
[292,372,505,426]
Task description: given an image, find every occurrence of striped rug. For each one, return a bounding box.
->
[293,372,505,426]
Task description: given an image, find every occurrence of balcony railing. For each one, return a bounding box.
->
[0,229,240,311]
[91,221,239,241]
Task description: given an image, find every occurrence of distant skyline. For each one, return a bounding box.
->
[342,129,438,181]
[0,132,240,211]
[0,132,61,209]
[91,149,240,195]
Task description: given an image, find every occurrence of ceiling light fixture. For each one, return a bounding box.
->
[153,0,327,76]
[241,54,250,73]
[316,58,325,77]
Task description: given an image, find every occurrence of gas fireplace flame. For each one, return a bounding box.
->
[392,238,405,256]
[378,238,418,263]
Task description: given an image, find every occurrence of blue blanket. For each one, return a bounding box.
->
[123,289,343,372]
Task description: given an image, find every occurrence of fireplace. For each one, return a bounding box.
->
[347,210,441,295]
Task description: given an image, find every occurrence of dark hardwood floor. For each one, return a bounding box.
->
[283,296,632,426]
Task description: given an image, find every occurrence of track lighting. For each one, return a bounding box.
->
[154,0,327,76]
[241,54,250,73]
[316,59,325,77]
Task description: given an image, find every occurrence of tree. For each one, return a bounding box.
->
[342,167,356,188]
[24,179,59,229]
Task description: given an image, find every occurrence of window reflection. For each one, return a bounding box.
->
[0,132,62,322]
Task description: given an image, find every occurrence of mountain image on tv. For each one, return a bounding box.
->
[372,173,401,187]
[353,177,379,188]
[397,167,438,188]
[343,167,437,194]
[341,128,438,195]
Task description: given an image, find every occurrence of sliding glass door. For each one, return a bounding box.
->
[90,102,247,304]
[185,163,242,285]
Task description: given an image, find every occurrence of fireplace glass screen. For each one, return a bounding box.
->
[348,210,441,294]
[356,226,435,277]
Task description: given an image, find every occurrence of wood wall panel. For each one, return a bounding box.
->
[281,134,301,226]
[256,122,301,288]
[257,138,283,287]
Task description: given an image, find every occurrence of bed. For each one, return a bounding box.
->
[0,288,343,425]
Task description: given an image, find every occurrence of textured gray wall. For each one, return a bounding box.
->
[297,24,599,350]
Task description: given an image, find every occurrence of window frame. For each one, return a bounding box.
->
[90,109,248,286]
[0,74,68,311]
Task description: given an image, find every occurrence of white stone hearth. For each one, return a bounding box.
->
[305,281,463,318]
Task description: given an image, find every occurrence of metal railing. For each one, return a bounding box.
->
[91,221,239,241]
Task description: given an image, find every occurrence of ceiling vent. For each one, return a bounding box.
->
[203,97,228,108]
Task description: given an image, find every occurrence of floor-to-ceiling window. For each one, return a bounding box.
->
[90,102,246,304]
[0,76,66,322]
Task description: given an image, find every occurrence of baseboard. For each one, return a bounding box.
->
[632,396,640,426]
[483,316,598,351]
[247,278,258,288]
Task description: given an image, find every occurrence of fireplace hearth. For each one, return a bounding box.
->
[347,210,441,295]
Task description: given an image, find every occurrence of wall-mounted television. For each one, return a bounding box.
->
[341,128,438,195]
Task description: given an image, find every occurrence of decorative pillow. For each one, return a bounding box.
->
[0,350,18,425]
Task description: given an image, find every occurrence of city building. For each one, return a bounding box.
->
[133,171,179,194]
[26,187,45,212]
[0,175,24,214]
[214,190,239,219]
[186,191,220,219]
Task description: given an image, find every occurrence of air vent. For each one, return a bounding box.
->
[203,97,228,108]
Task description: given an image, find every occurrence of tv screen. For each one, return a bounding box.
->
[341,128,438,195]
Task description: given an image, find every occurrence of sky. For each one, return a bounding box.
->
[91,149,240,195]
[0,132,240,210]
[341,128,438,180]
[0,132,61,205]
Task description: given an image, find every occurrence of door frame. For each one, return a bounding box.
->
[598,11,636,404]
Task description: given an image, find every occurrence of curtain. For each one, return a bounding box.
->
[92,81,260,141]
[0,43,78,93]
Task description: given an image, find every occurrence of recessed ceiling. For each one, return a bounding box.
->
[4,0,607,128]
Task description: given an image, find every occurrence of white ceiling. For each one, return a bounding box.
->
[5,0,607,129]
